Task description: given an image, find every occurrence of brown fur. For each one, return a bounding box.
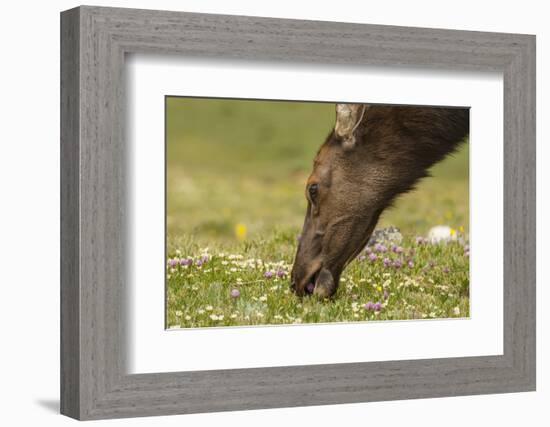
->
[290,104,469,298]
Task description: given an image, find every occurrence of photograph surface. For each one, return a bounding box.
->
[166,98,470,328]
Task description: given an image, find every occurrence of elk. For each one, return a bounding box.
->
[290,104,469,298]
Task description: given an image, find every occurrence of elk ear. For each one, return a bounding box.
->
[335,104,367,150]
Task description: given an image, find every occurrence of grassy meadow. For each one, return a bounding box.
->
[166,97,470,328]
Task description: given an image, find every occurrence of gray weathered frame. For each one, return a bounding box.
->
[60,5,536,420]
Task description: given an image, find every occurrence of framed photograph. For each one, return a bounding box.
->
[60,5,536,420]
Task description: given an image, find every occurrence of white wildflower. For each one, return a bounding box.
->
[428,225,457,243]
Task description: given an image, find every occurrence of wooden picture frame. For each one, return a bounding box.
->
[60,5,536,420]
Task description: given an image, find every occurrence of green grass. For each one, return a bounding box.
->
[166,97,469,328]
[167,233,469,328]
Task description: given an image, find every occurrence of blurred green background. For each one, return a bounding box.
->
[166,97,469,247]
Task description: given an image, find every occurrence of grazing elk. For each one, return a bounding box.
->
[290,104,469,298]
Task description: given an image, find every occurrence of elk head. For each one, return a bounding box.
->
[290,103,469,298]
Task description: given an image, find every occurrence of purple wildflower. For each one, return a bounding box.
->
[230,289,240,298]
[369,253,378,262]
[443,267,450,274]
[264,271,275,279]
[276,269,286,278]
[358,255,366,261]
[306,282,315,294]
[374,243,387,253]
[168,258,179,267]
[364,301,374,311]
[408,260,414,268]
[383,258,391,267]
[393,259,403,269]
[201,255,210,263]
[373,302,382,311]
[196,259,204,267]
[179,258,192,266]
[416,236,427,245]
[365,246,372,254]
[394,246,404,254]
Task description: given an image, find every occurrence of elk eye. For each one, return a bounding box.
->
[308,184,319,202]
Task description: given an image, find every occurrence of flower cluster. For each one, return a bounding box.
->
[363,301,382,312]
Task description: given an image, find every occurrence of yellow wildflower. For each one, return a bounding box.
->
[234,223,247,241]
